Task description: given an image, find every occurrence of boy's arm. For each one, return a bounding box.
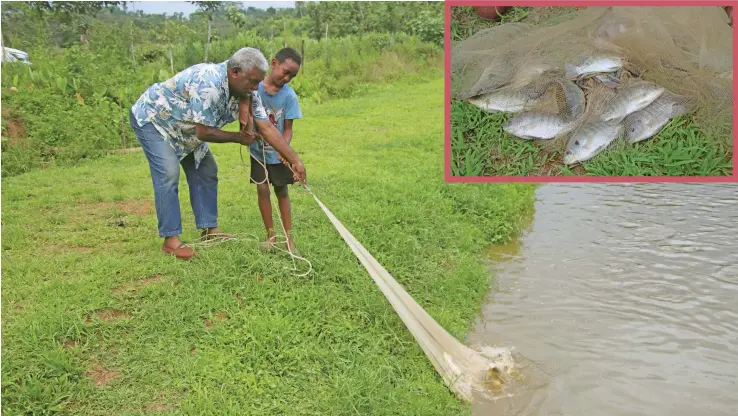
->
[278,92,301,166]
[277,119,295,166]
[283,119,294,144]
[255,119,306,183]
[251,92,306,183]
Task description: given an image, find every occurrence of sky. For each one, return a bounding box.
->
[129,1,297,16]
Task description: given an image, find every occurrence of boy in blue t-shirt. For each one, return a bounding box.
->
[245,47,303,254]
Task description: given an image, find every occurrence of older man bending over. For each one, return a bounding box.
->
[130,47,307,260]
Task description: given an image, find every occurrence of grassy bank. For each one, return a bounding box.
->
[1,79,536,415]
[449,6,733,177]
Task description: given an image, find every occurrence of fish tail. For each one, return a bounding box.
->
[564,62,579,80]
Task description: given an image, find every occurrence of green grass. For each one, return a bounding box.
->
[449,6,734,177]
[1,79,536,415]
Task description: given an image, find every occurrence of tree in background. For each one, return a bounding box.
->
[189,1,224,62]
[28,1,123,45]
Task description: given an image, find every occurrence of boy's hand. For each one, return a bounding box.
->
[291,162,307,185]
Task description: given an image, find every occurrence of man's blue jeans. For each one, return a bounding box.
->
[130,111,219,238]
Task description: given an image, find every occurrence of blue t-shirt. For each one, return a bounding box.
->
[249,82,302,165]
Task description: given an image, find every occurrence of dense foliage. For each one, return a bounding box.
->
[0,1,443,176]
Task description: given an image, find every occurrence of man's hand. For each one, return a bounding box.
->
[235,131,256,146]
[195,124,255,146]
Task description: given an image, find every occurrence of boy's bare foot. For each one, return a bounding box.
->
[260,235,277,251]
[201,227,233,241]
[162,236,195,260]
[286,237,300,256]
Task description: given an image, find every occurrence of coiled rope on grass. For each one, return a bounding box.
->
[188,139,313,278]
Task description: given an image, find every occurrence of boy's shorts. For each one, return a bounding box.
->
[250,157,295,186]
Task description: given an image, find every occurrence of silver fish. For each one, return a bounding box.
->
[468,83,551,113]
[503,112,576,140]
[564,55,623,80]
[555,79,586,120]
[468,91,534,113]
[623,92,689,144]
[599,82,665,122]
[563,121,624,165]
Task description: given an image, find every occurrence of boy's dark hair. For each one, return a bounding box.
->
[274,47,302,66]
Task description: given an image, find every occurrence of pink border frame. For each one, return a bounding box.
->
[444,1,737,183]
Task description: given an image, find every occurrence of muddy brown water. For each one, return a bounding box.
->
[468,183,738,416]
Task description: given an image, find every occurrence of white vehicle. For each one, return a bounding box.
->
[1,47,32,65]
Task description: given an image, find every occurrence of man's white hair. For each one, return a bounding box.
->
[227,47,268,72]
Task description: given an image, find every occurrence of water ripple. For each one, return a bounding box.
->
[471,183,738,416]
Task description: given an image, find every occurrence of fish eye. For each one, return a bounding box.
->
[574,140,580,145]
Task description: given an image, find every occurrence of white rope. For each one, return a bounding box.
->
[189,136,313,277]
[240,140,313,277]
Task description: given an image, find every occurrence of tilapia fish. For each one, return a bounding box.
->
[564,55,623,80]
[554,79,586,119]
[563,121,624,165]
[623,92,689,144]
[599,82,665,122]
[467,84,550,113]
[503,112,576,140]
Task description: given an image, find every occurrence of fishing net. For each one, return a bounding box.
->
[451,6,733,140]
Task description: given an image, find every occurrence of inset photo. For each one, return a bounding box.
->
[447,5,735,178]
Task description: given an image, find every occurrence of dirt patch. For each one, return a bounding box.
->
[43,244,94,254]
[85,364,120,388]
[112,275,162,294]
[63,340,79,349]
[114,199,154,217]
[1,107,27,148]
[74,199,155,218]
[86,309,131,323]
[204,312,227,328]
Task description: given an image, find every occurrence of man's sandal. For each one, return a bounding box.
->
[162,243,196,260]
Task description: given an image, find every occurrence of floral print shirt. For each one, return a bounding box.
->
[131,61,268,169]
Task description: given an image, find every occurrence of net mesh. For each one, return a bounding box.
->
[452,6,733,139]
